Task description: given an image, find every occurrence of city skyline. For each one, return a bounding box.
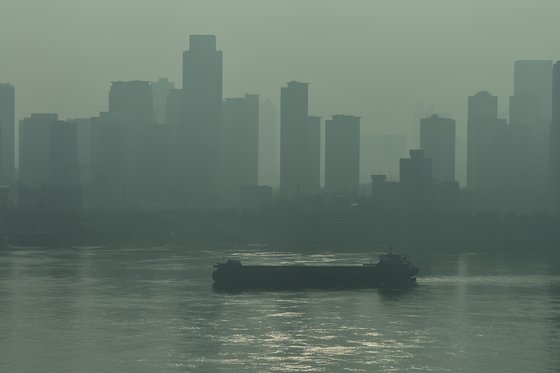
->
[2,51,558,189]
[2,1,560,185]
[2,35,552,211]
[1,31,560,213]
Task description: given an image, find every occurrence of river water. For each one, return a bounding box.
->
[0,245,559,372]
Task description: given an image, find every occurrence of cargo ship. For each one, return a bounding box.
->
[212,252,419,291]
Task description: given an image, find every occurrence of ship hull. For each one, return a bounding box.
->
[213,265,418,291]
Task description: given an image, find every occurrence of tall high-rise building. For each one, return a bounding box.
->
[467,92,509,190]
[89,112,129,210]
[222,94,259,199]
[165,89,184,128]
[258,99,279,187]
[165,88,184,204]
[420,114,455,182]
[510,60,552,212]
[152,78,175,125]
[400,149,432,212]
[550,61,560,213]
[141,122,170,209]
[305,115,321,195]
[0,83,15,184]
[109,81,154,123]
[468,91,497,191]
[280,82,320,198]
[280,82,309,198]
[509,93,539,211]
[514,60,553,124]
[324,115,360,194]
[49,120,80,188]
[19,114,81,210]
[108,81,160,208]
[68,118,92,185]
[179,35,223,206]
[467,91,511,211]
[19,114,59,188]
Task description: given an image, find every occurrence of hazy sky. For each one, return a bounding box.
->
[1,0,559,183]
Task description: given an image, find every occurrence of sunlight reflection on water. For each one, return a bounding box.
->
[0,246,559,372]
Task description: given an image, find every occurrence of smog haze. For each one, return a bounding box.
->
[3,0,560,184]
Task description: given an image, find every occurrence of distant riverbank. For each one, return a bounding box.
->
[2,208,560,251]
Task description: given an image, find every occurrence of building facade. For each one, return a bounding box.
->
[222,94,260,200]
[152,78,175,125]
[420,114,455,182]
[178,35,223,207]
[467,91,512,211]
[325,115,360,194]
[0,83,15,185]
[510,60,553,212]
[280,82,321,198]
[550,61,560,213]
[400,149,432,212]
[19,114,81,211]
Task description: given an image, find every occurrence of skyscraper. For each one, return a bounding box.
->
[258,99,280,187]
[280,82,320,198]
[142,122,171,209]
[400,149,432,212]
[19,114,81,210]
[109,81,154,123]
[165,88,184,204]
[68,118,92,185]
[222,94,259,200]
[467,92,509,189]
[420,114,455,182]
[514,61,552,124]
[468,91,497,191]
[510,60,552,212]
[49,120,80,188]
[467,91,511,211]
[19,114,59,188]
[550,61,560,213]
[108,80,160,209]
[305,115,321,195]
[0,83,15,185]
[179,35,223,206]
[152,78,175,125]
[324,115,360,194]
[89,112,129,210]
[164,89,184,128]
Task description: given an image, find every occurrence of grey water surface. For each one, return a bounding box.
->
[1,245,559,372]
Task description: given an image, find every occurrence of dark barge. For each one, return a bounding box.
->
[212,252,419,291]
